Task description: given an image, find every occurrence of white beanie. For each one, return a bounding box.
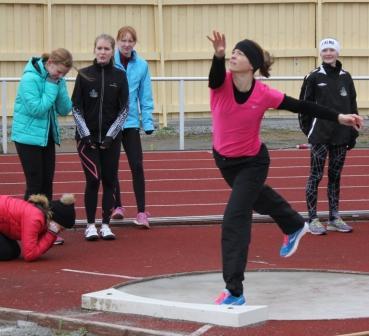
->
[319,38,340,53]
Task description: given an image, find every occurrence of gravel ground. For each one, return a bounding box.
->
[0,320,96,336]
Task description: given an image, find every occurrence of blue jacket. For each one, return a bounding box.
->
[114,49,154,131]
[11,57,72,146]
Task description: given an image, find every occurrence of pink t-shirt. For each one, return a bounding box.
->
[210,72,284,157]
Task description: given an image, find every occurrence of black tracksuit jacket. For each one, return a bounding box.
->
[72,59,129,144]
[300,61,358,145]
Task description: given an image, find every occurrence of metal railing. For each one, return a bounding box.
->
[2,75,369,154]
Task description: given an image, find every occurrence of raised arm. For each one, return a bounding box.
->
[207,31,226,89]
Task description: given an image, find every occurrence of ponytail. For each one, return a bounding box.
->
[259,50,274,78]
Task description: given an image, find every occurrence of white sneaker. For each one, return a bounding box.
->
[100,224,116,240]
[85,224,99,241]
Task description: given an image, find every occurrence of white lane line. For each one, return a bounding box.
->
[61,269,143,280]
[188,324,213,336]
[0,168,219,174]
[3,174,369,185]
[3,164,369,170]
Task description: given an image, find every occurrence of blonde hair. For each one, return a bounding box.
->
[28,194,52,221]
[42,48,73,69]
[94,33,115,51]
[116,26,137,42]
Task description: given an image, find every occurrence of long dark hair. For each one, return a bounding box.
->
[251,40,274,78]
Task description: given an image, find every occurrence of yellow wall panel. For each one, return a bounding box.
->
[1,1,369,122]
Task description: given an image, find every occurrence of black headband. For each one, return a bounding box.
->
[234,39,264,72]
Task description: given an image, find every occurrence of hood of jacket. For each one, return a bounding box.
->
[23,57,48,79]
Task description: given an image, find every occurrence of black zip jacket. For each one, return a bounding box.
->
[300,61,358,144]
[72,59,129,143]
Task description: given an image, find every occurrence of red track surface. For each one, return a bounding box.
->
[1,149,369,336]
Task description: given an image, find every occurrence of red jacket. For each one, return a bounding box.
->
[0,195,56,261]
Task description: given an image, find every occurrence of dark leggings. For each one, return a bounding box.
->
[306,144,347,221]
[15,138,55,201]
[0,234,21,261]
[77,134,122,225]
[114,128,145,212]
[215,144,304,297]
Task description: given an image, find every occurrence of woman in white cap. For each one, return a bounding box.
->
[300,38,359,235]
[207,31,362,305]
[0,193,76,261]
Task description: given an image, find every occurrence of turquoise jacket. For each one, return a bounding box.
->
[114,49,154,131]
[11,57,72,146]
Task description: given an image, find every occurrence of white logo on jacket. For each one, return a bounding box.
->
[89,89,98,98]
[340,87,348,96]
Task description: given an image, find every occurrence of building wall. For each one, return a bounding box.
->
[1,0,368,126]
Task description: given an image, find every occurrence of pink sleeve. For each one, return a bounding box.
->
[265,85,285,109]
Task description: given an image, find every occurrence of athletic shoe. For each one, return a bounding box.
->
[85,224,99,241]
[134,212,150,228]
[280,222,309,258]
[308,218,327,235]
[99,224,116,240]
[214,289,246,305]
[53,235,64,245]
[111,206,125,220]
[327,218,353,233]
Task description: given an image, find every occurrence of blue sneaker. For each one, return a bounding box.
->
[215,289,246,305]
[280,222,309,258]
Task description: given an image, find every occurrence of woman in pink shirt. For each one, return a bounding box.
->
[207,31,362,305]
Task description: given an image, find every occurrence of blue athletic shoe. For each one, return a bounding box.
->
[280,222,309,258]
[215,289,246,305]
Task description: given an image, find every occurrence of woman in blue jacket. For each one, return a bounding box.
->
[11,48,73,204]
[111,26,155,228]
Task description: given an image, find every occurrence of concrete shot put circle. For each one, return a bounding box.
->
[82,270,369,327]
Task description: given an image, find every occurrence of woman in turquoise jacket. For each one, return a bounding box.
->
[112,26,155,228]
[11,48,73,206]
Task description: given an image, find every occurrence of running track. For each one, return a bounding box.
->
[2,149,369,219]
[1,149,369,336]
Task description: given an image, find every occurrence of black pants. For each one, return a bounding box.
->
[306,144,347,221]
[0,234,21,261]
[214,144,304,297]
[77,133,122,225]
[15,138,55,201]
[114,128,145,213]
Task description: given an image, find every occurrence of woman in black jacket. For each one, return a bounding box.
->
[300,38,358,235]
[72,34,129,241]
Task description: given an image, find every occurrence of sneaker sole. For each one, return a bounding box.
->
[100,235,116,240]
[326,225,352,233]
[133,220,150,229]
[222,300,246,306]
[309,230,327,235]
[283,222,309,258]
[85,235,99,241]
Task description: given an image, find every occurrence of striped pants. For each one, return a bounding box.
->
[306,144,347,221]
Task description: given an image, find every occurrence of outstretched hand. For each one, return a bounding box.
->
[338,114,363,131]
[207,30,226,58]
